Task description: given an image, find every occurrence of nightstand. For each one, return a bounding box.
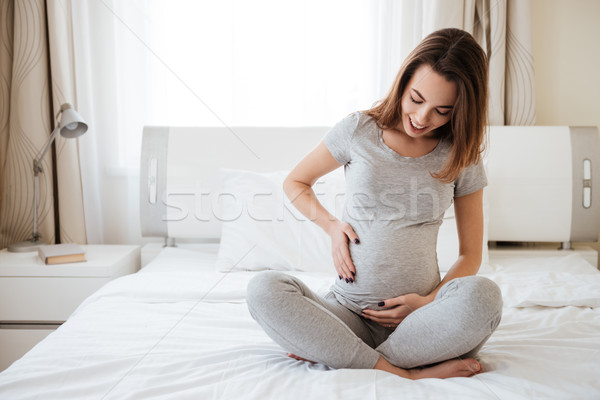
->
[0,244,140,372]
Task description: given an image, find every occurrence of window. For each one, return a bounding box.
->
[95,1,388,167]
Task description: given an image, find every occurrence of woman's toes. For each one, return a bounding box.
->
[468,360,481,372]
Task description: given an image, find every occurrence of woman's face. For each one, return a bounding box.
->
[399,64,458,139]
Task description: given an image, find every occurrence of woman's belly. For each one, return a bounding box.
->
[331,223,442,314]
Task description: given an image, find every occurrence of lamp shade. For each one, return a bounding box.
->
[58,103,88,138]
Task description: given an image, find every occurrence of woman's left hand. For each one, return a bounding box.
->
[361,293,434,329]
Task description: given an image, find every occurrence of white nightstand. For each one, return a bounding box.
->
[0,244,140,371]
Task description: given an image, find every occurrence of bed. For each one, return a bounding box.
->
[1,125,600,399]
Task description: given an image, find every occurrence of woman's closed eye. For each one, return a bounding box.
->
[410,97,450,116]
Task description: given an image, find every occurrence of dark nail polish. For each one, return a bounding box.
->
[378,301,385,307]
[354,238,360,244]
[349,278,354,283]
[345,278,349,283]
[351,271,355,276]
[339,275,342,280]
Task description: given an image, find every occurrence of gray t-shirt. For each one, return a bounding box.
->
[324,111,487,313]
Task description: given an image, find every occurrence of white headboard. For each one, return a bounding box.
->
[140,126,330,239]
[486,126,600,243]
[140,125,600,244]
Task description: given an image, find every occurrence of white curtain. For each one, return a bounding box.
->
[72,0,394,244]
[71,0,534,245]
[47,0,87,244]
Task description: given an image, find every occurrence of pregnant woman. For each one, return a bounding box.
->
[247,28,502,380]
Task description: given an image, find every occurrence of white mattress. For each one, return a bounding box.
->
[1,246,599,399]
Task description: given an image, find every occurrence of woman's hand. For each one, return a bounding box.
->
[327,220,360,283]
[361,293,434,329]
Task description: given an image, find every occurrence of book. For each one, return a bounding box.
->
[38,243,86,265]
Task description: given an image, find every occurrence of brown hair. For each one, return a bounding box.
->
[366,28,488,182]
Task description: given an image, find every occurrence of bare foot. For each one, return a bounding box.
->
[287,353,316,364]
[374,356,481,379]
[409,358,482,379]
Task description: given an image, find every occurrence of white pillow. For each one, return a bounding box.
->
[216,168,344,273]
[216,168,490,274]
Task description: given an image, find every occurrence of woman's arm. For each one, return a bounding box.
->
[427,188,484,298]
[283,141,341,234]
[362,188,484,326]
[283,141,361,281]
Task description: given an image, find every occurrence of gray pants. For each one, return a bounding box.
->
[246,271,502,369]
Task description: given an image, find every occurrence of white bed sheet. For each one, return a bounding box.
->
[1,247,599,400]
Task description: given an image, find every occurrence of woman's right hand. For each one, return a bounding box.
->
[327,220,360,283]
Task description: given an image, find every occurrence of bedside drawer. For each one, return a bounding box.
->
[0,276,114,321]
[0,327,55,371]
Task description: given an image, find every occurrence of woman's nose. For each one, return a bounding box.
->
[416,108,431,125]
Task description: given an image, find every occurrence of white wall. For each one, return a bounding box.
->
[532,0,600,126]
[532,0,600,255]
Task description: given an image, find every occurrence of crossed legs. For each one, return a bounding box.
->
[246,271,502,379]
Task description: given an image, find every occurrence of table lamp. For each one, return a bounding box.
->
[8,103,88,252]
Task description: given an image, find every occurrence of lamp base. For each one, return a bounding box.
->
[8,238,47,253]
